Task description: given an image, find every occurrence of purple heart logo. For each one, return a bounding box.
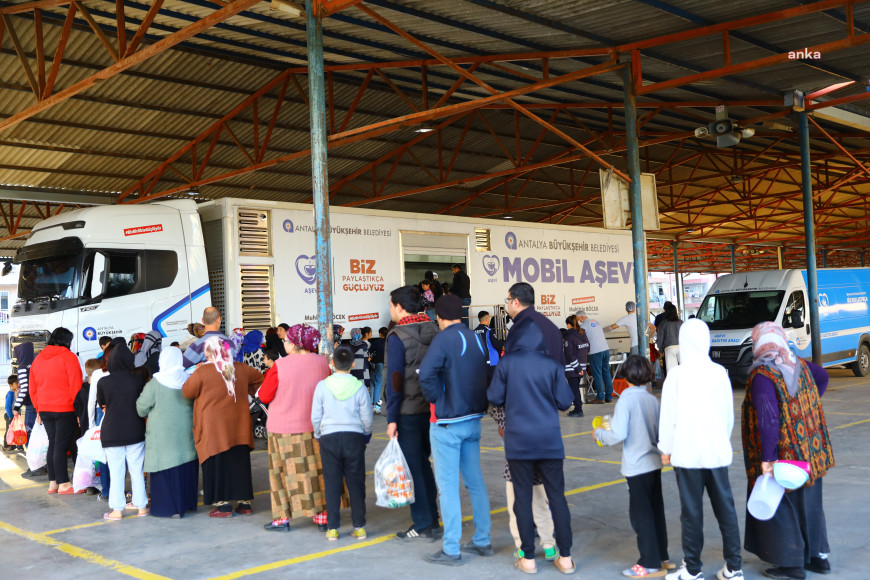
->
[295,255,316,285]
[482,254,500,277]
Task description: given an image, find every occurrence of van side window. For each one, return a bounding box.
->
[96,250,178,299]
[784,291,805,322]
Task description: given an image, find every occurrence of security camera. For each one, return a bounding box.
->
[694,126,709,138]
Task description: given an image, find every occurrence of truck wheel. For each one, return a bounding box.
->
[852,343,870,377]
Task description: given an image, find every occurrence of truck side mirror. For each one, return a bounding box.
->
[789,310,803,329]
[90,252,108,300]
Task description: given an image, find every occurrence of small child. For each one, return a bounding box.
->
[594,355,671,578]
[420,280,436,322]
[4,375,20,452]
[311,346,373,542]
[262,349,280,372]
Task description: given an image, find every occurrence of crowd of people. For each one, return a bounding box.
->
[3,283,834,580]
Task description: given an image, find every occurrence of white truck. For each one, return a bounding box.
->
[697,268,870,385]
[12,198,638,359]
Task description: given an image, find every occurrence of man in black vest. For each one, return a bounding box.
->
[385,285,442,540]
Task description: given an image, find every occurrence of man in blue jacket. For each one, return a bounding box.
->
[420,294,492,567]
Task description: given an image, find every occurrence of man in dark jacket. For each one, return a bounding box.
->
[450,264,471,327]
[564,316,591,418]
[488,320,575,573]
[385,285,441,541]
[474,311,503,384]
[368,327,387,413]
[503,282,565,365]
[420,294,492,566]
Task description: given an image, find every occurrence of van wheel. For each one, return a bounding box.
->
[852,343,870,377]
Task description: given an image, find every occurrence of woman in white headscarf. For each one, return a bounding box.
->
[182,336,264,518]
[136,347,199,518]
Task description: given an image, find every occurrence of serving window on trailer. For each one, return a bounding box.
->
[399,231,468,289]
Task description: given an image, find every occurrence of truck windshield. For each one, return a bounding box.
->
[18,254,83,301]
[697,290,785,330]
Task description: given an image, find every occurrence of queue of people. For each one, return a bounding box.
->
[4,284,834,580]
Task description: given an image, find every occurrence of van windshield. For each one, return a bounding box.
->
[697,290,785,330]
[18,254,83,301]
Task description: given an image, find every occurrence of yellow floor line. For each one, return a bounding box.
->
[42,514,140,536]
[562,430,594,439]
[833,417,870,429]
[0,482,47,493]
[825,411,870,416]
[565,455,621,465]
[0,519,171,580]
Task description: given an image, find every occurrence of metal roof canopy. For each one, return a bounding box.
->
[0,0,868,271]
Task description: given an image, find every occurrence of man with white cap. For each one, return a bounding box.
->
[576,308,613,404]
[607,301,640,356]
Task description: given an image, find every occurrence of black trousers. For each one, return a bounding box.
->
[508,458,573,559]
[319,432,367,529]
[397,413,439,531]
[627,469,669,568]
[568,376,583,411]
[40,411,76,485]
[674,466,742,574]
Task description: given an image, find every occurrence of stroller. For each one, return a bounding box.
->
[249,395,269,439]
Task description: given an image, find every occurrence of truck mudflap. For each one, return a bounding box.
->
[708,343,753,389]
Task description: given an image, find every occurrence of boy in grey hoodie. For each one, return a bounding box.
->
[311,346,373,541]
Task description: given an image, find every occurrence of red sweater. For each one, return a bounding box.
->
[30,345,83,413]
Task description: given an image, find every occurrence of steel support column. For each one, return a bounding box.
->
[622,65,648,358]
[822,249,828,268]
[861,250,865,267]
[799,111,821,365]
[671,241,682,318]
[730,244,736,274]
[306,0,334,356]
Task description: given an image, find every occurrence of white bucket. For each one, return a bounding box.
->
[747,474,784,521]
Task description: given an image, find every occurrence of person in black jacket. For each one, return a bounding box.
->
[563,316,591,418]
[369,328,387,413]
[503,283,565,365]
[474,311,503,384]
[450,264,471,327]
[420,294,492,566]
[97,342,148,519]
[488,320,575,574]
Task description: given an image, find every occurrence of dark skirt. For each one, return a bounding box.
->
[150,460,199,518]
[745,477,830,568]
[201,445,254,505]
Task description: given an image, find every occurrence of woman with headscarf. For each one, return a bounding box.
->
[264,325,290,358]
[349,328,371,395]
[241,330,266,373]
[229,329,246,363]
[137,347,198,518]
[259,324,332,532]
[742,322,835,580]
[134,330,163,375]
[183,336,264,518]
[332,324,345,351]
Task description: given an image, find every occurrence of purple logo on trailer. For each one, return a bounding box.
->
[505,231,517,250]
[283,219,294,233]
[482,254,500,277]
[296,255,316,285]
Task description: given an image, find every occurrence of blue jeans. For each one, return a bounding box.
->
[95,408,110,496]
[588,350,613,401]
[396,413,439,531]
[105,442,147,512]
[23,405,36,441]
[460,297,471,327]
[371,362,384,406]
[430,419,491,556]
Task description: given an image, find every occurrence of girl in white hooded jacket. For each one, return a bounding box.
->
[658,318,743,580]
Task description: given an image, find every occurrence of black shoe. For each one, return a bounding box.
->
[396,525,435,541]
[763,567,806,580]
[425,550,464,566]
[567,410,584,418]
[605,398,613,403]
[263,520,291,532]
[318,524,328,532]
[805,557,831,575]
[460,541,494,557]
[431,524,443,539]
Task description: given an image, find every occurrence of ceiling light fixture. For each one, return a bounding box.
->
[414,123,435,133]
[187,187,200,197]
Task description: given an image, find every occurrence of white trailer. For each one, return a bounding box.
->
[12,198,638,359]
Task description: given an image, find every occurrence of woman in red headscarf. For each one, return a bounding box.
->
[259,324,333,532]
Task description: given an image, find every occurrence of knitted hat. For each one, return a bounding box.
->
[435,294,463,320]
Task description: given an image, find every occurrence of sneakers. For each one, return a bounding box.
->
[326,529,339,541]
[460,541,494,557]
[717,565,744,579]
[666,565,704,580]
[567,410,584,417]
[373,404,382,414]
[425,550,464,566]
[544,547,558,561]
[351,527,367,540]
[396,525,435,541]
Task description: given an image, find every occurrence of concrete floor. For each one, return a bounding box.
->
[1,368,867,579]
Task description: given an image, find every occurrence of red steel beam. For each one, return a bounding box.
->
[0,0,261,134]
[316,0,366,17]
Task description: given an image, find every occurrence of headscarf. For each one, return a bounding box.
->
[152,347,187,390]
[287,324,321,353]
[350,328,363,346]
[333,325,344,341]
[242,330,264,355]
[204,335,236,401]
[229,329,245,362]
[129,332,146,353]
[187,323,205,338]
[751,321,799,395]
[135,330,162,367]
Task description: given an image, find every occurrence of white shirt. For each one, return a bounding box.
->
[580,318,609,355]
[616,312,639,347]
[86,368,108,428]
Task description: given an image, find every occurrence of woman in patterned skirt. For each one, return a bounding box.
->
[259,324,333,532]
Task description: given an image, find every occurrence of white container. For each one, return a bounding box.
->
[748,474,785,521]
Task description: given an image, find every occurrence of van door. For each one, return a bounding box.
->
[782,289,811,359]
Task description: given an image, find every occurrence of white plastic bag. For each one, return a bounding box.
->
[72,454,100,492]
[26,422,49,471]
[77,423,106,463]
[374,437,415,509]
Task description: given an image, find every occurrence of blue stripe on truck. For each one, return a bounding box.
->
[151,283,211,337]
